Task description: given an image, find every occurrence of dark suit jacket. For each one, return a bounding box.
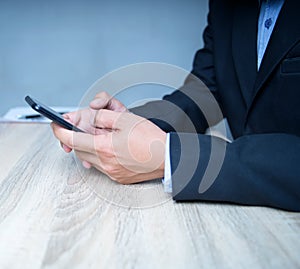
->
[131,0,300,211]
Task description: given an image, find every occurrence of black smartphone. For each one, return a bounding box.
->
[25,95,84,132]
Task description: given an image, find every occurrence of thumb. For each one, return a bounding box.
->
[93,109,122,130]
[63,111,78,125]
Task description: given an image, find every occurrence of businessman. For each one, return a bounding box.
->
[52,0,300,211]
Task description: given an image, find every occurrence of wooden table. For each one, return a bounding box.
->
[0,123,299,269]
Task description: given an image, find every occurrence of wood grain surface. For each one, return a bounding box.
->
[0,123,299,269]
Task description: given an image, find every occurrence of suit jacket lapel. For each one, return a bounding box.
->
[232,1,260,106]
[250,0,300,107]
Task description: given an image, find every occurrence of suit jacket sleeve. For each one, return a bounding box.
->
[170,132,300,212]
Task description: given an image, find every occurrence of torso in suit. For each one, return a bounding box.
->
[131,0,300,211]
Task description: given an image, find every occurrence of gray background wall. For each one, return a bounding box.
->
[0,0,208,115]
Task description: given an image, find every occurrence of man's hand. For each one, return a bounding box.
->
[60,91,127,152]
[51,109,166,184]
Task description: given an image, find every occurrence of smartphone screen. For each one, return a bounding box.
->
[25,96,84,132]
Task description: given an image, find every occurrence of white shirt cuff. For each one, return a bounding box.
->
[162,133,172,193]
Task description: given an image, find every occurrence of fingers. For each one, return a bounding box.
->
[75,150,100,168]
[61,141,72,153]
[82,160,92,169]
[63,109,106,135]
[90,91,128,112]
[92,109,144,131]
[75,150,110,176]
[74,149,129,183]
[89,92,111,110]
[92,109,122,130]
[51,123,99,154]
[62,111,80,125]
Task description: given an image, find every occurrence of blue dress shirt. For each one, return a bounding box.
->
[257,0,285,69]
